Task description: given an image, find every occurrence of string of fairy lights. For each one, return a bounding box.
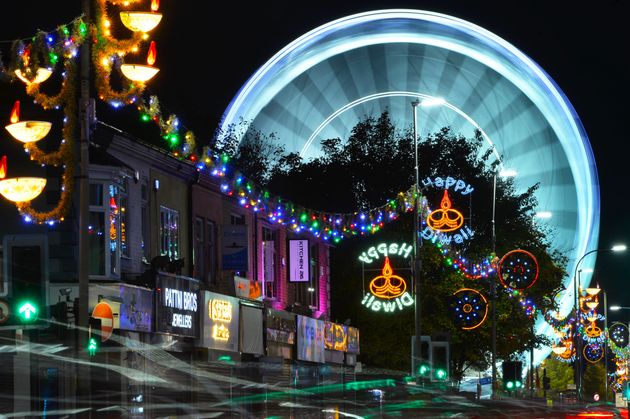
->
[0,0,536,307]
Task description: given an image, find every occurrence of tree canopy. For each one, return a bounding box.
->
[217,111,567,381]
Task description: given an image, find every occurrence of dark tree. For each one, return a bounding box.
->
[228,112,566,380]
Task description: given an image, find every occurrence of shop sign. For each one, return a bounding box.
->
[324,321,348,352]
[289,240,309,282]
[347,327,360,354]
[297,315,325,363]
[200,291,240,351]
[155,274,200,338]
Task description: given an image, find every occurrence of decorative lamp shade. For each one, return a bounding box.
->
[553,329,565,338]
[5,121,52,143]
[551,345,567,355]
[0,177,46,202]
[586,314,598,322]
[120,64,159,82]
[586,301,599,310]
[120,11,163,32]
[14,68,53,85]
[121,41,159,83]
[585,287,601,296]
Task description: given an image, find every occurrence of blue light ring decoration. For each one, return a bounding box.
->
[451,287,488,330]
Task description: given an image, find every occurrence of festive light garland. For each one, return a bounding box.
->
[1,20,84,224]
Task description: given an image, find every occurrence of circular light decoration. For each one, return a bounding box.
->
[426,189,464,233]
[498,249,539,290]
[583,343,604,363]
[451,288,488,330]
[369,256,406,299]
[609,322,629,347]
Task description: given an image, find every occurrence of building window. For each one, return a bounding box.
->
[120,178,129,258]
[140,180,149,263]
[160,206,180,259]
[194,216,205,281]
[206,220,216,284]
[230,213,245,225]
[262,226,275,299]
[88,182,121,278]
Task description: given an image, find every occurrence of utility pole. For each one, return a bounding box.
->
[77,0,92,410]
[411,99,422,377]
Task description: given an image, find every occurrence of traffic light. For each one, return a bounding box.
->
[417,362,430,377]
[88,337,98,357]
[2,234,48,326]
[431,341,450,381]
[88,317,101,356]
[502,361,523,391]
[542,373,550,390]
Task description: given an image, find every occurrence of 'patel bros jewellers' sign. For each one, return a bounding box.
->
[156,274,200,337]
[359,242,414,313]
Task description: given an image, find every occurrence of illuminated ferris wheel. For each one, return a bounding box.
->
[221,9,600,363]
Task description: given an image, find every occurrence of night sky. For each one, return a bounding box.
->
[1,1,629,321]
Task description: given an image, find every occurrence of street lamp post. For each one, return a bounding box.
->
[491,167,517,398]
[411,97,444,377]
[573,244,627,402]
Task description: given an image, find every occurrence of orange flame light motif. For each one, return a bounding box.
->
[0,155,6,179]
[10,101,20,124]
[151,0,160,12]
[147,41,157,66]
[427,189,464,232]
[369,256,406,299]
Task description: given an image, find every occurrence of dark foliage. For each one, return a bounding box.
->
[222,112,566,381]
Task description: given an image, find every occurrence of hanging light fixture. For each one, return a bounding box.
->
[5,100,52,143]
[585,284,601,296]
[120,41,159,83]
[14,68,53,85]
[586,301,599,310]
[553,329,566,338]
[0,157,46,203]
[551,345,568,355]
[120,0,162,33]
[0,177,47,202]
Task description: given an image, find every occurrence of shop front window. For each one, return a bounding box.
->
[89,182,121,278]
[160,206,180,259]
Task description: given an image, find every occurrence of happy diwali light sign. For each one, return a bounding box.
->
[421,176,475,245]
[359,242,414,313]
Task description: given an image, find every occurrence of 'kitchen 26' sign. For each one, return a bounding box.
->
[358,242,414,313]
